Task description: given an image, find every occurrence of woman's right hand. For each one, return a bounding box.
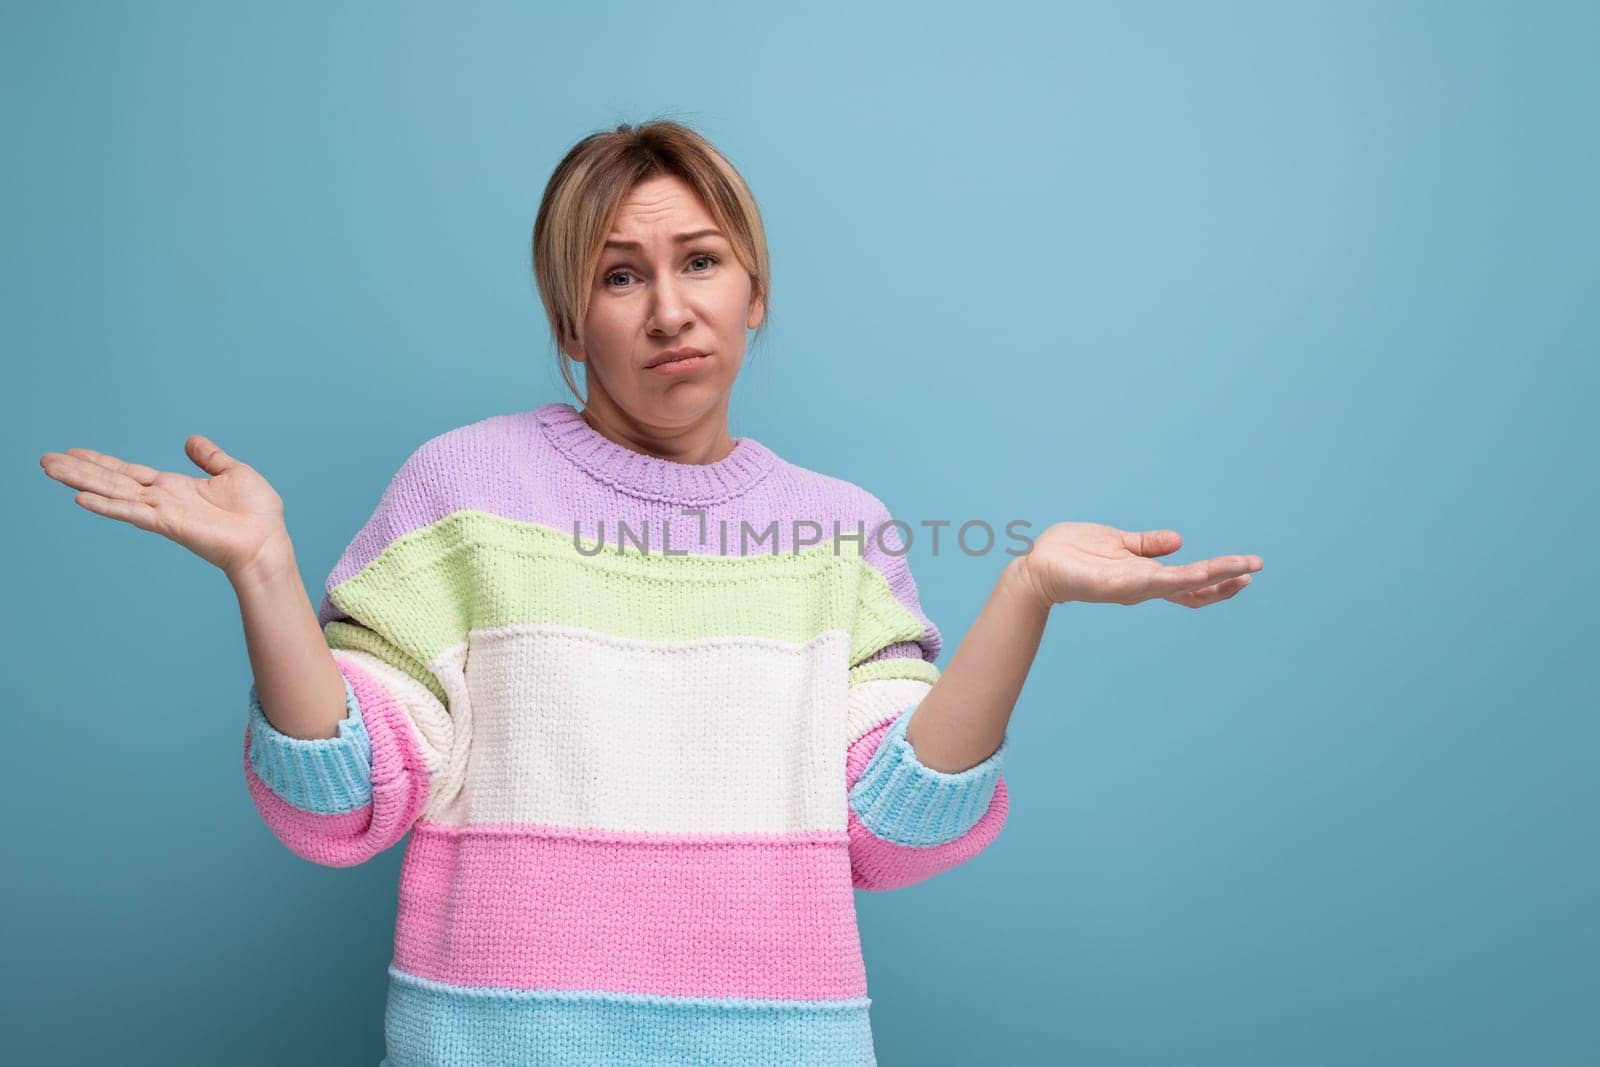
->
[39,434,294,585]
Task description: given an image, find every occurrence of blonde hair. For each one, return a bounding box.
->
[531,117,772,406]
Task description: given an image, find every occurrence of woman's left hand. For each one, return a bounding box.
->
[1016,522,1262,609]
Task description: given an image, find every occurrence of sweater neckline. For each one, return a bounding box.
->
[532,401,779,506]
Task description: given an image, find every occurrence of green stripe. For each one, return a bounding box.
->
[848,657,941,688]
[324,620,449,705]
[326,510,928,669]
[850,563,931,668]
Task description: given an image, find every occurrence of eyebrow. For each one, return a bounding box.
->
[602,228,726,251]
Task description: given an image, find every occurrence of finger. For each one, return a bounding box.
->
[1168,574,1251,608]
[1124,529,1182,558]
[64,447,161,485]
[72,490,161,533]
[185,435,237,476]
[1185,554,1263,581]
[1151,555,1260,596]
[43,452,150,501]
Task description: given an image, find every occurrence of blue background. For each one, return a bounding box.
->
[5,1,1595,1063]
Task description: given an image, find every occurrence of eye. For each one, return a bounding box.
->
[604,253,720,290]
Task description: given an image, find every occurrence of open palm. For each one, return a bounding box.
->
[38,435,289,580]
[1019,521,1262,608]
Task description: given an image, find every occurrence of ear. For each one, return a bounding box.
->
[746,285,766,331]
[562,326,587,364]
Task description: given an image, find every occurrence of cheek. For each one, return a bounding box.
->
[712,284,754,324]
[583,303,633,345]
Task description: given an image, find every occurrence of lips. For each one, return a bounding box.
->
[646,347,708,368]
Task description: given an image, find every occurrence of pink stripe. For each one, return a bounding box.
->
[242,657,431,868]
[844,719,1010,891]
[393,822,867,999]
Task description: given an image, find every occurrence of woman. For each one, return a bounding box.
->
[38,120,1261,1065]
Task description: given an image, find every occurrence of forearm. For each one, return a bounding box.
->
[231,538,348,740]
[903,555,1051,772]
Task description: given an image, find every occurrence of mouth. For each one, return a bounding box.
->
[645,348,710,371]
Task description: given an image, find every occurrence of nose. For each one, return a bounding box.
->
[646,274,693,336]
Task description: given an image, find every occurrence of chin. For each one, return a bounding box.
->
[653,381,731,413]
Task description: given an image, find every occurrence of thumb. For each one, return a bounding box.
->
[185,434,236,476]
[1132,529,1182,558]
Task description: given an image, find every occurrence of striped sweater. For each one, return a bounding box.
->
[242,401,1011,1066]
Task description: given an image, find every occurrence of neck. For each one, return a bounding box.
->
[579,389,736,466]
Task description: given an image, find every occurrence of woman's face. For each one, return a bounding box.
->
[568,173,765,427]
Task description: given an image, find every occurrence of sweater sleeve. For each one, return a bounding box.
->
[844,498,1011,892]
[242,443,471,869]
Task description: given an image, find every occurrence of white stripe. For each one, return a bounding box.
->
[427,623,852,833]
[846,677,934,745]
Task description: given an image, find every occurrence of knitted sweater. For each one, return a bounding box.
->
[242,401,1011,1067]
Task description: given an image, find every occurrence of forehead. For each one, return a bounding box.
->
[609,174,716,233]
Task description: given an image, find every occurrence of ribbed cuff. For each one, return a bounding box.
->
[246,673,373,814]
[848,703,1008,847]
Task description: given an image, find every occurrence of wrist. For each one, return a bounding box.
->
[1003,554,1057,614]
[228,535,299,592]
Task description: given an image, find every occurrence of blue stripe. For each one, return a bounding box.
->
[379,965,876,1066]
[246,674,373,813]
[848,703,1007,847]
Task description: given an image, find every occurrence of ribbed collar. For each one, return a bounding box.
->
[532,401,779,506]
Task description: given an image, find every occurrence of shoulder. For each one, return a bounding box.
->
[763,455,893,524]
[320,412,536,616]
[382,410,539,502]
[757,456,910,561]
[350,409,540,546]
